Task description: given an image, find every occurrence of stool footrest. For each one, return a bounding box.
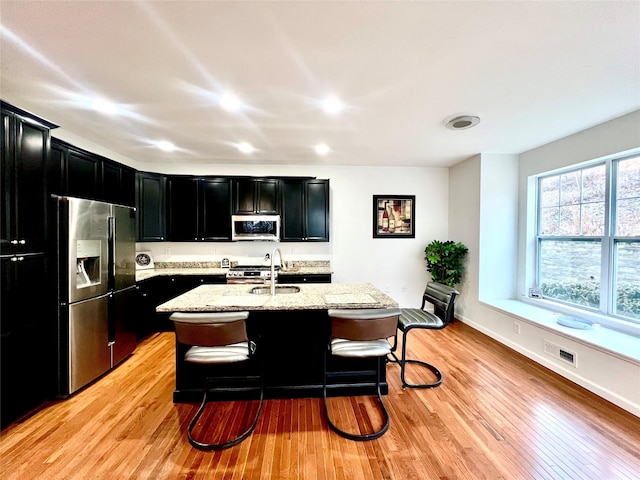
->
[399,359,443,389]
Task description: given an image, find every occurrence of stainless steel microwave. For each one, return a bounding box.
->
[231,215,280,241]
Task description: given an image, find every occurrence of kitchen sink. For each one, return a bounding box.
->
[249,285,301,295]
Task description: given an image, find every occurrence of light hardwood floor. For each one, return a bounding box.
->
[1,321,639,479]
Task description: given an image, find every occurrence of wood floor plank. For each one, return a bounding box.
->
[1,323,639,479]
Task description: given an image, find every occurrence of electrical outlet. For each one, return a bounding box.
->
[514,322,521,334]
[401,284,407,293]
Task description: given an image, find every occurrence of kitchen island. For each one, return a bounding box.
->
[157,283,398,402]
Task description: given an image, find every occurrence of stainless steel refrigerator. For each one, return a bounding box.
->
[56,196,137,395]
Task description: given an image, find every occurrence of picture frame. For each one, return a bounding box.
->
[373,195,415,238]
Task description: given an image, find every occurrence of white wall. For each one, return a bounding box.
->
[449,111,640,416]
[138,163,449,307]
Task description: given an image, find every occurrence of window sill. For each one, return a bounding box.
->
[481,298,640,366]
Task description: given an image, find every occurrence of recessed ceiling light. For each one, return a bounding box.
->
[322,96,344,115]
[157,140,177,152]
[220,93,242,112]
[445,115,481,130]
[91,98,117,115]
[315,143,330,155]
[237,142,255,154]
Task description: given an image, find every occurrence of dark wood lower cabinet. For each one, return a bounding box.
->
[136,275,226,340]
[0,253,56,429]
[277,273,332,284]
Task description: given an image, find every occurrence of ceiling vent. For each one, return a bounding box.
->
[445,115,480,130]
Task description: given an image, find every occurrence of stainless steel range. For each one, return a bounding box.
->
[225,265,280,284]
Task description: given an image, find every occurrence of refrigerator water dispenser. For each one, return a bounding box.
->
[76,240,101,288]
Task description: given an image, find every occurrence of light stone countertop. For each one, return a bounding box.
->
[156,283,397,312]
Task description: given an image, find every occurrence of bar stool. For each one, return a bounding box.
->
[388,282,458,389]
[323,308,401,441]
[170,311,263,451]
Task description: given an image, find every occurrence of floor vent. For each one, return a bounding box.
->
[543,340,577,367]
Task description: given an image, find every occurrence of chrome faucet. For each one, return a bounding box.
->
[270,247,284,296]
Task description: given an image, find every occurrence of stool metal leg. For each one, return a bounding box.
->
[187,375,264,451]
[323,349,390,441]
[389,328,443,389]
[399,328,443,388]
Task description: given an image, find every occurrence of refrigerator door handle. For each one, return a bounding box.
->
[108,216,116,283]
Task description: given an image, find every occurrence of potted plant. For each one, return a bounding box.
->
[424,240,468,287]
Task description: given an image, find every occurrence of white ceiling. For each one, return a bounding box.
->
[1,1,639,168]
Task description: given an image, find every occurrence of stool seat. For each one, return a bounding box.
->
[184,343,252,364]
[398,309,443,329]
[331,338,392,358]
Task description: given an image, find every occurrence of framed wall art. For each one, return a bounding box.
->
[373,195,415,238]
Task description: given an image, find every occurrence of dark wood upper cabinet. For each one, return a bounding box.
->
[200,178,232,241]
[232,178,279,214]
[102,160,136,207]
[136,172,166,242]
[167,176,199,241]
[281,179,329,242]
[50,139,135,207]
[1,104,55,254]
[66,149,101,200]
[167,176,231,241]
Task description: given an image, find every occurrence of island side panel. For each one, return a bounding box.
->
[172,309,388,402]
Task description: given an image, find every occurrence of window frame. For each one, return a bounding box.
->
[535,153,640,325]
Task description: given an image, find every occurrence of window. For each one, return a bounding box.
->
[536,154,640,322]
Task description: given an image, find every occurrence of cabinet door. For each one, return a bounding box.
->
[0,254,53,428]
[102,161,136,207]
[277,274,332,284]
[1,113,49,253]
[1,111,15,251]
[281,180,305,241]
[167,177,199,241]
[14,121,48,250]
[201,178,232,240]
[119,166,136,207]
[233,179,256,214]
[66,149,101,200]
[48,141,65,196]
[281,179,330,242]
[257,179,279,213]
[305,180,330,241]
[233,179,279,214]
[136,172,166,241]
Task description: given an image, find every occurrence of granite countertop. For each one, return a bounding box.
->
[136,263,332,282]
[156,283,397,312]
